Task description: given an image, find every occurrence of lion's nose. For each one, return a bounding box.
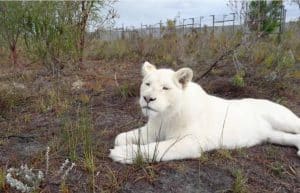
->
[143,96,156,103]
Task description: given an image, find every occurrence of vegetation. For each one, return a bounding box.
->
[0,1,117,71]
[231,169,248,193]
[0,2,25,66]
[248,0,283,34]
[0,0,299,192]
[88,21,299,87]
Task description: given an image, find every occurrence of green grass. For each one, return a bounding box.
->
[61,115,79,161]
[116,83,138,99]
[60,103,96,192]
[231,169,248,193]
[232,71,245,87]
[59,181,70,193]
[133,148,147,168]
[216,149,234,160]
[199,151,210,163]
[35,88,70,115]
[268,161,285,177]
[0,167,6,191]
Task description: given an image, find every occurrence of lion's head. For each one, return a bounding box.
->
[139,61,193,118]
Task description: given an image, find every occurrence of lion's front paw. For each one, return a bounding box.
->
[109,145,138,164]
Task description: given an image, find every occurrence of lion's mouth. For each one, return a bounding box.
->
[142,106,158,112]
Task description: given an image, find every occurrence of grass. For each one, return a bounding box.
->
[61,103,97,192]
[35,88,70,115]
[0,85,28,117]
[264,145,279,159]
[234,148,248,158]
[232,71,245,87]
[59,181,70,193]
[231,169,248,193]
[0,167,6,191]
[216,149,234,160]
[118,84,136,99]
[78,93,91,104]
[141,165,158,183]
[61,115,79,161]
[133,149,147,168]
[199,151,210,163]
[115,82,138,100]
[103,166,122,193]
[86,154,96,193]
[268,161,285,177]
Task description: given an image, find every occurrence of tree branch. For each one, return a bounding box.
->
[195,42,241,81]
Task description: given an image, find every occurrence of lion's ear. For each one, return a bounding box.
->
[142,61,156,76]
[174,68,193,88]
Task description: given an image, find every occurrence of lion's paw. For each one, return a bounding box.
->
[109,145,138,164]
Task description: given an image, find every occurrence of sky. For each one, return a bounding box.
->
[114,0,300,28]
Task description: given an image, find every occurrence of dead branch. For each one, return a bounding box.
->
[196,42,241,81]
[0,135,35,141]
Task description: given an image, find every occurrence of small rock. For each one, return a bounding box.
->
[0,82,10,91]
[13,82,26,90]
[72,80,84,90]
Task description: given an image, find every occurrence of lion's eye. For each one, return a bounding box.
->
[162,86,170,90]
[145,83,150,86]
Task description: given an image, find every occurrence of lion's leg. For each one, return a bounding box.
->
[114,125,156,146]
[267,130,300,156]
[150,136,202,162]
[110,136,203,164]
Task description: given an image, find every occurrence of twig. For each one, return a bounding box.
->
[114,72,120,89]
[0,135,35,140]
[219,104,230,147]
[159,134,191,162]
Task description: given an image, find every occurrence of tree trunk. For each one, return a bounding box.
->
[78,1,87,64]
[78,1,93,66]
[79,27,85,64]
[10,44,17,66]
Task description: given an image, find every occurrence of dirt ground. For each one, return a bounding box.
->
[0,60,300,193]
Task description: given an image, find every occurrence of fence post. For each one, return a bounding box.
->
[278,5,286,42]
[191,17,194,29]
[183,18,186,35]
[283,8,286,32]
[109,27,112,41]
[210,15,215,33]
[199,16,204,32]
[121,24,125,39]
[231,13,235,32]
[222,14,227,32]
[159,20,163,38]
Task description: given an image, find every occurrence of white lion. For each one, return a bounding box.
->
[109,61,300,164]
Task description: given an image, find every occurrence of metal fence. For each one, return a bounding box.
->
[91,7,286,41]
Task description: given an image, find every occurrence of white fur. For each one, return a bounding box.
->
[109,62,300,164]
